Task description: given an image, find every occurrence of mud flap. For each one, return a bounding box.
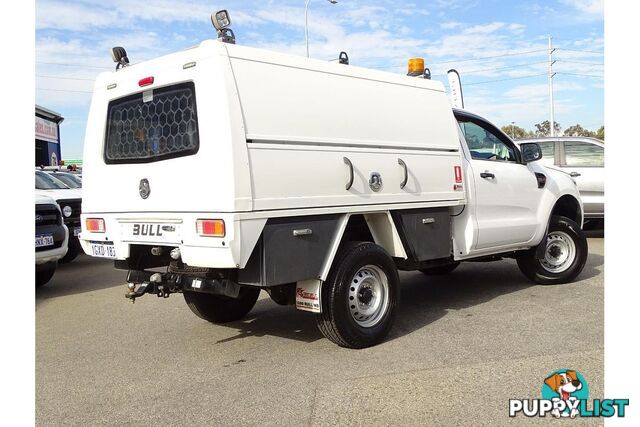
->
[295,279,322,313]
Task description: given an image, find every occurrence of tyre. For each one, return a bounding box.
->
[517,215,588,285]
[419,262,460,275]
[316,242,399,349]
[59,245,80,263]
[183,287,260,323]
[36,263,56,287]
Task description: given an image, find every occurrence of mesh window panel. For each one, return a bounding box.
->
[105,82,199,163]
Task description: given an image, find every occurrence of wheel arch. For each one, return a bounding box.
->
[550,194,583,227]
[318,212,408,281]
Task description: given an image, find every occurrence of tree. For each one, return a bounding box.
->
[596,126,604,141]
[534,120,561,137]
[563,124,595,137]
[500,124,531,140]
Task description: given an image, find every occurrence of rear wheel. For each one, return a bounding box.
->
[419,262,460,275]
[36,263,56,287]
[316,242,399,349]
[183,287,260,323]
[517,215,588,285]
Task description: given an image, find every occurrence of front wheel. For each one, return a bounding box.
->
[183,287,260,323]
[315,242,399,349]
[36,262,57,287]
[517,215,588,285]
[59,245,80,263]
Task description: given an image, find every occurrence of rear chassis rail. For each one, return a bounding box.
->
[125,270,243,302]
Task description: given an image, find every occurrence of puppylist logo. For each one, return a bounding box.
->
[509,369,629,418]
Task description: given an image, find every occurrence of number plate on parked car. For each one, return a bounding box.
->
[90,242,117,258]
[36,234,54,248]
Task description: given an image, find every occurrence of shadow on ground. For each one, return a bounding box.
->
[208,245,603,346]
[36,255,126,304]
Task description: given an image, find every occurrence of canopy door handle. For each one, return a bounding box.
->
[398,158,408,189]
[344,157,354,190]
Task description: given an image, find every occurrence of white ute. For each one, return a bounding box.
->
[79,12,587,348]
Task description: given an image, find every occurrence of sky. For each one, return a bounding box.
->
[35,0,604,160]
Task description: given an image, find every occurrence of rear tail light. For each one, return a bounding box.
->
[86,218,106,233]
[196,219,225,237]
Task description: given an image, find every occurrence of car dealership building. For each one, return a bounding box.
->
[35,105,64,167]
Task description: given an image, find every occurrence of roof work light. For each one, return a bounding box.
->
[211,10,236,44]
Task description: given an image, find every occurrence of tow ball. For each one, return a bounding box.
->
[125,273,171,303]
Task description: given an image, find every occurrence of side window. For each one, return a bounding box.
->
[535,141,556,165]
[564,141,604,167]
[458,120,517,162]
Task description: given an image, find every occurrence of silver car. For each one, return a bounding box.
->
[517,137,604,219]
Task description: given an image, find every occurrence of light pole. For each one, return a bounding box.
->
[511,121,516,139]
[305,0,337,58]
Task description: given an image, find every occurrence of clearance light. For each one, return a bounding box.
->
[86,218,106,233]
[407,58,425,77]
[196,219,225,237]
[138,76,154,87]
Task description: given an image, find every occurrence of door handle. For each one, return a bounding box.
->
[480,171,495,179]
[569,171,581,178]
[398,158,408,189]
[343,157,354,190]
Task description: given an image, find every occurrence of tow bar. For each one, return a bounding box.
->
[125,270,242,303]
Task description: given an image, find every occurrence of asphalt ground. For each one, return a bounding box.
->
[36,232,604,426]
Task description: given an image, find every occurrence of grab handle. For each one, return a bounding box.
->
[343,157,354,190]
[398,158,408,189]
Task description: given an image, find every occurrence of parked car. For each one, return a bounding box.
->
[35,170,83,262]
[45,170,82,188]
[78,15,587,349]
[35,194,68,287]
[516,137,604,220]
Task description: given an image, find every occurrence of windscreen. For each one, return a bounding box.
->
[104,82,199,164]
[36,171,69,190]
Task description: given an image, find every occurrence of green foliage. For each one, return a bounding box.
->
[534,120,561,137]
[563,124,595,137]
[500,122,603,141]
[500,124,533,140]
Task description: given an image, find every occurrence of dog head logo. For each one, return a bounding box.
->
[541,369,589,418]
[545,370,583,400]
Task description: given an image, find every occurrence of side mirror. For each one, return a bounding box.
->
[520,142,543,163]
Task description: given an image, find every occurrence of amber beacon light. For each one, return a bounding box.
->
[407,58,425,77]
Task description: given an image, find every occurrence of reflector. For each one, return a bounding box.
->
[138,76,154,87]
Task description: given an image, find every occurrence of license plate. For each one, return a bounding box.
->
[36,234,54,248]
[73,227,81,236]
[90,242,117,258]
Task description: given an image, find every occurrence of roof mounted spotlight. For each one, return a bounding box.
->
[423,67,432,79]
[111,46,130,70]
[211,9,235,44]
[338,51,349,65]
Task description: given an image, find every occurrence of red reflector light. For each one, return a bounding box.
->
[138,76,154,87]
[86,218,106,233]
[196,219,225,237]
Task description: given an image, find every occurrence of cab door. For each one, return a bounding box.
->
[455,113,543,250]
[559,139,605,218]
